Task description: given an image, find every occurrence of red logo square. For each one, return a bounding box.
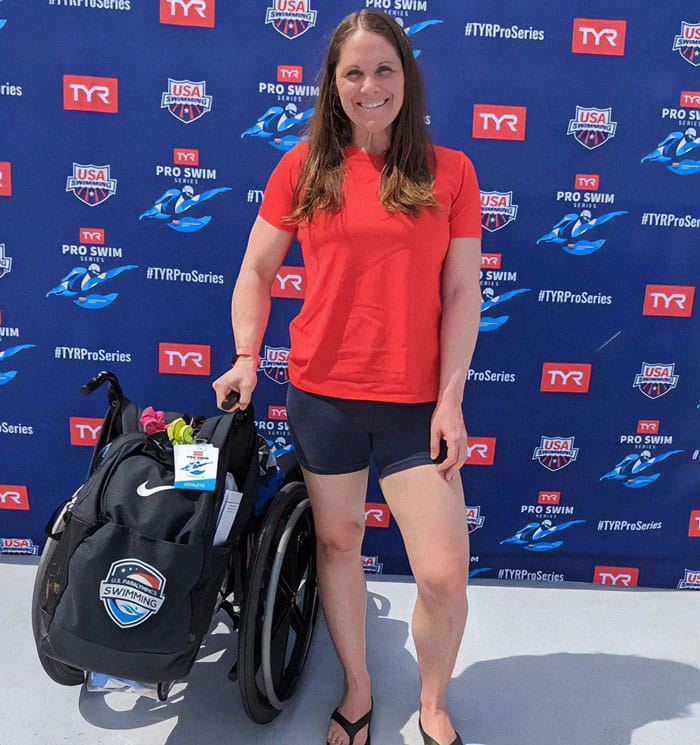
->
[465,437,496,466]
[69,417,103,446]
[481,253,502,269]
[63,75,118,113]
[636,420,659,435]
[158,342,211,375]
[575,173,599,191]
[268,405,287,420]
[365,503,390,528]
[572,18,627,56]
[593,565,639,586]
[472,104,526,141]
[272,267,305,298]
[79,227,104,244]
[540,363,591,393]
[680,91,700,108]
[174,148,199,166]
[0,162,12,197]
[538,491,561,505]
[643,285,695,317]
[277,65,303,83]
[689,510,700,537]
[160,0,215,28]
[0,485,29,511]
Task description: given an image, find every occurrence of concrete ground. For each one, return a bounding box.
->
[2,556,699,745]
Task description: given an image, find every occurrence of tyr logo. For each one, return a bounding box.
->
[572,18,626,56]
[472,104,526,141]
[160,0,215,27]
[69,417,103,446]
[174,148,199,165]
[464,437,496,466]
[79,227,104,244]
[272,266,305,298]
[593,565,639,586]
[540,363,592,393]
[575,173,599,190]
[364,503,390,528]
[158,342,211,375]
[643,285,695,317]
[0,485,29,511]
[63,75,118,113]
[277,65,303,82]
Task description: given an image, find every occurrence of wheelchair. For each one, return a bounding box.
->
[31,371,319,724]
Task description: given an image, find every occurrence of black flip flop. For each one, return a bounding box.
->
[328,699,373,745]
[419,718,463,745]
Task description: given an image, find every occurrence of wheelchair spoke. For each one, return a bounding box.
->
[289,602,308,637]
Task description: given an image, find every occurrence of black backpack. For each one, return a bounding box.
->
[34,408,258,684]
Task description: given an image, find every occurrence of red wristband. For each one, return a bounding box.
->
[232,348,261,367]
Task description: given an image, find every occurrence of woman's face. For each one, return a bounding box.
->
[335,29,405,147]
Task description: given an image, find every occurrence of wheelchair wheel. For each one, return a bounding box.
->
[238,481,319,723]
[31,525,85,686]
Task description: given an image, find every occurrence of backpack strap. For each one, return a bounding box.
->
[197,404,255,448]
[197,413,232,449]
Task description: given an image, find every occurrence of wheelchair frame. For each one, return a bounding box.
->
[31,371,320,723]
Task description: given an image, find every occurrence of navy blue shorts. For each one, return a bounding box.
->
[286,384,444,479]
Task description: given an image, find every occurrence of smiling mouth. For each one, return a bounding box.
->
[358,99,389,110]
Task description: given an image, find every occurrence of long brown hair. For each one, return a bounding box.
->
[288,9,438,222]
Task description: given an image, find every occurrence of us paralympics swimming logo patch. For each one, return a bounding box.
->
[99,559,166,628]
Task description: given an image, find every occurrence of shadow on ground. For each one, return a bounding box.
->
[77,591,700,745]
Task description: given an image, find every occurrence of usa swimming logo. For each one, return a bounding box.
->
[99,559,166,628]
[633,362,679,399]
[260,345,289,385]
[677,568,700,589]
[361,555,383,574]
[532,436,579,471]
[161,79,212,124]
[673,22,700,66]
[567,106,617,149]
[480,190,518,232]
[0,537,38,555]
[66,164,117,206]
[466,505,485,533]
[265,0,317,39]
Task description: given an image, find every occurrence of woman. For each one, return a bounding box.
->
[213,9,482,745]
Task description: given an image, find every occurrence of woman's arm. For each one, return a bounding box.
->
[212,216,294,410]
[431,236,482,480]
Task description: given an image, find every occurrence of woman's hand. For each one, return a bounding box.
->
[430,397,468,481]
[212,356,259,411]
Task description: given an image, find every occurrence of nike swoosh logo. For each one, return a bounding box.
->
[136,481,175,497]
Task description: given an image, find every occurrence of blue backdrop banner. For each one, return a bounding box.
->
[1,0,698,590]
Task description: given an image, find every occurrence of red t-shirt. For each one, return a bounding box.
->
[259,142,481,403]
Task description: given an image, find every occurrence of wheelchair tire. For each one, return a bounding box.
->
[238,481,319,723]
[31,534,85,686]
